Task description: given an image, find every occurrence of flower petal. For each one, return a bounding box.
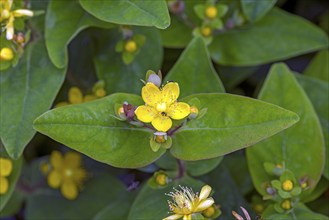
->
[194,198,214,212]
[6,17,14,40]
[61,180,78,200]
[50,151,63,169]
[135,105,158,123]
[162,82,180,105]
[0,158,13,177]
[199,185,212,200]
[0,177,9,194]
[13,9,34,17]
[47,170,62,189]
[68,87,83,104]
[168,102,190,120]
[163,214,184,220]
[142,82,161,107]
[64,151,82,168]
[152,115,172,132]
[183,215,192,220]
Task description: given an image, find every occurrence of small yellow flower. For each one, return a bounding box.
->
[47,151,87,200]
[135,82,190,132]
[124,40,137,53]
[164,185,215,220]
[0,157,13,194]
[205,6,217,19]
[0,0,33,40]
[282,180,293,191]
[0,47,14,61]
[281,199,291,210]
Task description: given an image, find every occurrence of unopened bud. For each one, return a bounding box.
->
[124,40,137,53]
[189,106,199,119]
[205,6,217,19]
[201,27,212,37]
[154,172,169,186]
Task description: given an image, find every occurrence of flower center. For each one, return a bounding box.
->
[282,180,293,191]
[64,169,73,177]
[156,102,167,112]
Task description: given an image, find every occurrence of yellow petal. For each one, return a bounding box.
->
[0,177,9,194]
[142,83,161,107]
[183,215,192,220]
[13,9,34,17]
[68,87,83,104]
[83,95,97,102]
[72,168,87,186]
[161,82,180,106]
[194,198,214,212]
[163,214,184,220]
[0,158,13,177]
[55,101,69,108]
[50,151,63,169]
[199,185,212,200]
[135,105,158,123]
[168,102,190,120]
[152,115,172,132]
[61,180,78,200]
[7,0,13,9]
[47,170,62,189]
[64,151,82,168]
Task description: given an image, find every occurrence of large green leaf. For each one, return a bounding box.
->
[25,174,129,220]
[246,63,325,201]
[79,0,170,29]
[170,93,299,160]
[45,0,113,68]
[160,15,192,48]
[93,27,163,94]
[33,94,165,168]
[164,37,225,97]
[240,0,277,22]
[0,146,22,211]
[303,50,329,82]
[0,40,66,159]
[262,203,328,220]
[209,8,328,66]
[296,74,329,179]
[127,176,204,219]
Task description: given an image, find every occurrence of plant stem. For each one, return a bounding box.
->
[176,159,185,179]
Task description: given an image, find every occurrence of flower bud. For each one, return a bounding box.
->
[124,40,137,53]
[202,205,216,218]
[189,106,199,119]
[148,74,161,87]
[282,180,293,191]
[201,27,212,37]
[0,47,14,61]
[281,200,291,210]
[154,131,167,143]
[205,6,217,19]
[154,171,169,186]
[117,106,127,120]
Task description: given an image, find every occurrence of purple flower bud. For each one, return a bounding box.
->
[148,74,161,87]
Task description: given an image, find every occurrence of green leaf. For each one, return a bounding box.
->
[127,176,204,219]
[93,27,163,94]
[303,50,329,82]
[0,189,24,217]
[0,40,66,159]
[160,15,192,48]
[209,8,329,66]
[156,152,223,176]
[33,93,165,168]
[170,93,299,160]
[262,203,328,220]
[295,74,329,180]
[246,63,325,201]
[25,174,129,219]
[240,0,277,22]
[79,0,170,29]
[164,37,225,97]
[0,147,23,211]
[45,0,113,68]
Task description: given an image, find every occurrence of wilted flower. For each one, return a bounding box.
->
[46,151,87,200]
[135,82,190,132]
[0,157,13,194]
[164,185,215,220]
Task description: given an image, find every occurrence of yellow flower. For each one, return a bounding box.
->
[0,157,13,194]
[47,151,87,200]
[205,6,217,19]
[0,0,33,40]
[164,185,215,220]
[0,47,14,61]
[124,40,137,53]
[135,82,190,132]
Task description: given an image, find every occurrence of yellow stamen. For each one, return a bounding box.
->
[282,180,293,191]
[156,102,167,112]
[155,173,168,186]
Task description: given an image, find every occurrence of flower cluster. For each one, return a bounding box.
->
[263,162,310,213]
[55,81,106,107]
[164,185,216,220]
[0,157,13,195]
[43,151,87,200]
